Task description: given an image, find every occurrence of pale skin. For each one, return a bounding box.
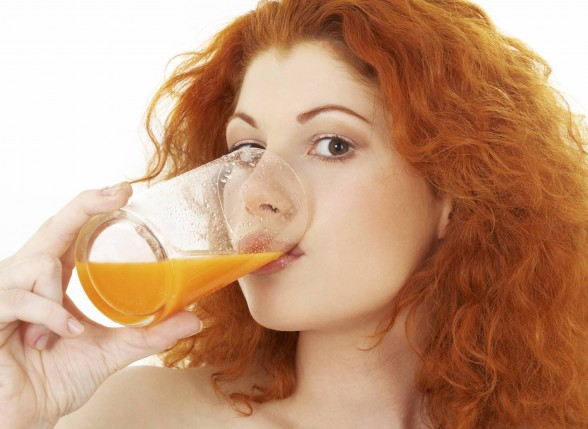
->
[1,42,450,428]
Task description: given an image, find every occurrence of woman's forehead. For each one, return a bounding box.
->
[235,42,381,119]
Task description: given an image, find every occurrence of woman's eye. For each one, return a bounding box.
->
[228,141,265,153]
[310,135,354,159]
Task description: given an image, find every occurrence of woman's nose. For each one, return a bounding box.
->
[238,153,299,220]
[220,149,308,253]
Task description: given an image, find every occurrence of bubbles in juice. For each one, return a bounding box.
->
[76,252,281,326]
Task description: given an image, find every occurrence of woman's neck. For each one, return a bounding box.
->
[263,317,428,429]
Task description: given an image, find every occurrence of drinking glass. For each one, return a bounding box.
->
[75,147,307,326]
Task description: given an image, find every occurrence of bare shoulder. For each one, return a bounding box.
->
[56,364,245,428]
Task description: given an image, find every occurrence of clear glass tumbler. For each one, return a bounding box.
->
[75,147,308,326]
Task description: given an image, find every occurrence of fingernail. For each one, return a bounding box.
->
[35,335,48,351]
[67,318,85,335]
[101,182,126,196]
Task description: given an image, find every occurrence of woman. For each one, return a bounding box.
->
[1,1,586,428]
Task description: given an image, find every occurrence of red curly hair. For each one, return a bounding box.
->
[143,1,588,427]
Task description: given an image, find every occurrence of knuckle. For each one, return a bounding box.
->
[76,189,92,200]
[36,253,62,275]
[0,257,28,291]
[72,190,96,212]
[2,288,65,326]
[74,189,96,207]
[0,258,15,286]
[0,254,14,270]
[43,301,66,324]
[6,288,28,309]
[41,214,58,232]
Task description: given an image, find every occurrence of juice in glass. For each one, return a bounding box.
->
[76,251,280,326]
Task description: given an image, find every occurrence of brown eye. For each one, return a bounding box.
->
[327,137,350,156]
[312,135,353,160]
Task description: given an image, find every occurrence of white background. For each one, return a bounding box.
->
[1,1,586,326]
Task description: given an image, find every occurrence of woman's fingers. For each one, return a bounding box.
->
[0,184,132,351]
[0,289,83,347]
[1,254,63,303]
[0,252,85,348]
[18,183,132,259]
[102,311,202,370]
[0,254,64,346]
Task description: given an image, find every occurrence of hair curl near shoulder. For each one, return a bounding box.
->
[144,1,588,427]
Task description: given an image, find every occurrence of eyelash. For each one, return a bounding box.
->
[308,134,356,164]
[227,141,265,154]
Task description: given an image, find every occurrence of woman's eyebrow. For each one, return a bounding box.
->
[227,104,370,129]
[297,104,371,124]
[226,112,258,128]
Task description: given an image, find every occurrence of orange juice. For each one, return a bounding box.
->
[76,252,280,326]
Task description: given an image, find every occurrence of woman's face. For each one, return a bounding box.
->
[226,42,448,332]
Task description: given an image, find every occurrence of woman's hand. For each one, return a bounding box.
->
[0,184,202,429]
